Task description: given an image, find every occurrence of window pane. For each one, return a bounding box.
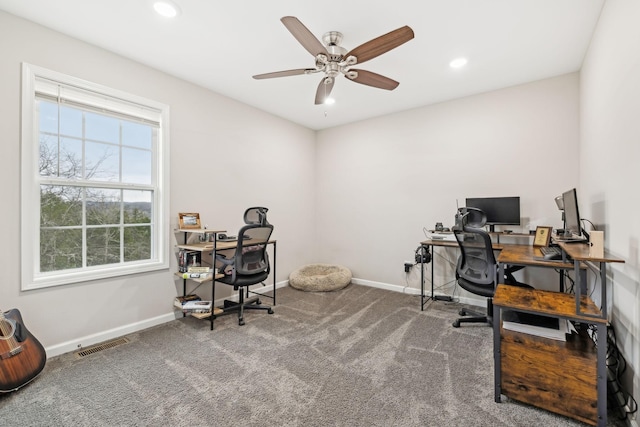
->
[124,226,151,262]
[122,121,152,149]
[87,188,121,226]
[41,185,82,226]
[40,228,82,272]
[123,190,152,224]
[60,105,82,138]
[59,137,83,179]
[86,141,119,181]
[85,112,118,143]
[87,227,120,266]
[38,101,58,134]
[122,147,151,185]
[39,133,58,177]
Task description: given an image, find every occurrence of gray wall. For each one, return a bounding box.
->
[581,0,640,417]
[0,11,317,355]
[316,74,580,295]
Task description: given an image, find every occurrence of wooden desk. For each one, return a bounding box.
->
[419,234,546,310]
[176,231,277,330]
[497,244,575,270]
[419,237,508,309]
[557,242,624,320]
[493,243,624,426]
[497,244,584,293]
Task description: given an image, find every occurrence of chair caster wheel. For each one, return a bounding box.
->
[256,299,262,305]
[452,320,460,328]
[268,308,274,314]
[239,319,245,326]
[458,309,467,316]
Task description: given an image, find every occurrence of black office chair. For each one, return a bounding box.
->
[214,222,274,326]
[452,207,529,328]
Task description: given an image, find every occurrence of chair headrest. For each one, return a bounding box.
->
[243,207,269,226]
[454,207,487,230]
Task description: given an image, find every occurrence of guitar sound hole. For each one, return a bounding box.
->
[0,319,16,339]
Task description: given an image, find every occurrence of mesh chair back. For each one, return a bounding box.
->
[234,223,273,275]
[454,225,497,287]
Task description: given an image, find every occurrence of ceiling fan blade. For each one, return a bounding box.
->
[344,26,414,65]
[253,69,314,79]
[314,77,335,105]
[281,16,329,57]
[346,69,399,90]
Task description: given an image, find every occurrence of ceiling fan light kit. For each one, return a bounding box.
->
[253,16,414,105]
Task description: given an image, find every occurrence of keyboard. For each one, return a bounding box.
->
[539,246,561,259]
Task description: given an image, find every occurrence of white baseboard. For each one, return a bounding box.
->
[351,277,421,295]
[351,277,482,308]
[46,280,289,358]
[45,278,472,358]
[45,312,175,358]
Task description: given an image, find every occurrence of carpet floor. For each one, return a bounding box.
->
[0,284,626,426]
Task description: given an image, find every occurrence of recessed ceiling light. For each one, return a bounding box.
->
[153,1,180,18]
[449,57,468,69]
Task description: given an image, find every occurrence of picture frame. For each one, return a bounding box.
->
[178,212,201,229]
[533,226,552,247]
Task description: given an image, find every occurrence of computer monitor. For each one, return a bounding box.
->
[464,196,520,232]
[561,188,588,241]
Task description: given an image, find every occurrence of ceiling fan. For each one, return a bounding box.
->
[252,16,415,105]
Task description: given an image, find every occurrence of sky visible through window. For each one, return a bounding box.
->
[38,101,154,202]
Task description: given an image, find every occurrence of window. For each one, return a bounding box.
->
[21,64,170,290]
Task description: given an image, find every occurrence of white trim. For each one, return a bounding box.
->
[20,63,171,290]
[45,279,290,358]
[45,312,175,358]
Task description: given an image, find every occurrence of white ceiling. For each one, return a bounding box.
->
[0,0,605,130]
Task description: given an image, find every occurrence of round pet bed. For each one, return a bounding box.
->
[289,264,352,292]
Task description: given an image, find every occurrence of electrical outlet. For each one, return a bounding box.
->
[404,261,413,273]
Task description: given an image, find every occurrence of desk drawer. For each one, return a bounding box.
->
[500,327,598,425]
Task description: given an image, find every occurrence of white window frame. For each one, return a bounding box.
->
[21,63,170,290]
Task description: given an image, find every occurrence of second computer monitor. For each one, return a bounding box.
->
[562,188,587,240]
[465,196,520,232]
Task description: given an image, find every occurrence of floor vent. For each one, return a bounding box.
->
[74,337,130,358]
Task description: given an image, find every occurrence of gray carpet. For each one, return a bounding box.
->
[0,285,625,426]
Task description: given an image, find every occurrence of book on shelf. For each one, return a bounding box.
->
[182,300,212,313]
[189,307,223,319]
[178,250,202,273]
[502,310,576,341]
[187,266,211,273]
[174,294,201,309]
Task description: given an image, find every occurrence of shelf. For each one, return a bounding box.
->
[493,284,604,324]
[176,242,217,251]
[177,307,224,320]
[174,271,224,283]
[175,228,226,234]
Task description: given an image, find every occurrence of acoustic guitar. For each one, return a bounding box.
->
[0,308,46,392]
